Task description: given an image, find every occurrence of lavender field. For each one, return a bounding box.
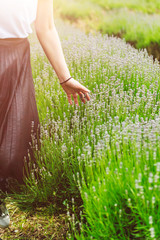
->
[7,20,160,239]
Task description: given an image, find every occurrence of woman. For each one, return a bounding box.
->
[0,0,91,228]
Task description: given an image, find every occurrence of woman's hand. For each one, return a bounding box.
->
[60,78,91,106]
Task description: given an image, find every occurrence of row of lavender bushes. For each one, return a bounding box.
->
[15,20,160,239]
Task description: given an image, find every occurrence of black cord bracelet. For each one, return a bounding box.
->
[60,77,72,85]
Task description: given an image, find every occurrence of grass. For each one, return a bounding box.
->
[98,9,160,48]
[3,18,160,239]
[53,0,160,59]
[90,0,160,13]
[0,198,68,239]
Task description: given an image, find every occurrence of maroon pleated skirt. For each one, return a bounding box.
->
[0,37,40,186]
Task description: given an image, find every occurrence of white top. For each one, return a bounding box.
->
[0,0,38,38]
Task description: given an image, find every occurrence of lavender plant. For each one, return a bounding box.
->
[12,20,160,239]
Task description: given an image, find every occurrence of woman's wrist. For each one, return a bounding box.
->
[58,73,71,83]
[60,76,73,85]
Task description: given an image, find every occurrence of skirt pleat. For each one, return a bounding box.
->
[0,38,40,184]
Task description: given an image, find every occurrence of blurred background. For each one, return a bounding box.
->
[54,0,160,60]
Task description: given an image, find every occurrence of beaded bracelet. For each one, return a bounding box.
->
[60,77,72,85]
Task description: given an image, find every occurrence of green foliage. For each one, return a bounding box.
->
[54,0,160,50]
[54,0,99,20]
[98,9,160,48]
[68,138,160,239]
[11,20,160,239]
[90,0,160,13]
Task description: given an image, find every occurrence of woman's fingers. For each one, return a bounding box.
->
[68,92,89,106]
[78,92,86,104]
[78,91,91,104]
[72,93,79,106]
[67,94,73,105]
[78,86,91,101]
[80,84,91,93]
[84,92,90,101]
[64,79,91,106]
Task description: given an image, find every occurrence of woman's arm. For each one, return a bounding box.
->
[35,0,90,106]
[35,0,70,83]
